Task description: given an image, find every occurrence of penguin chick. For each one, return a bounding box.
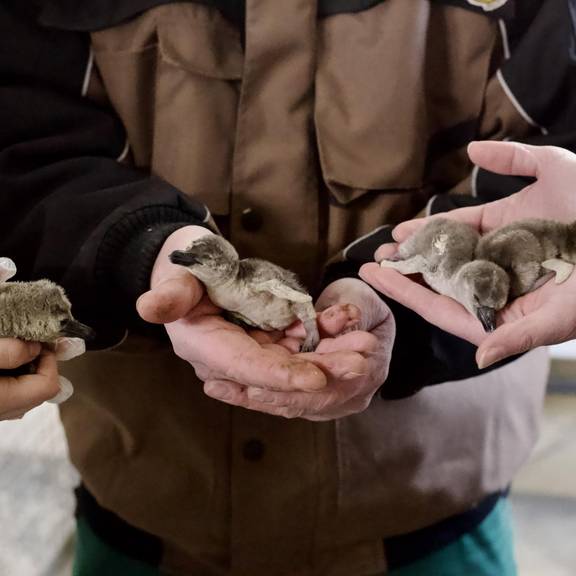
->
[0,279,94,343]
[476,219,576,297]
[380,218,510,331]
[170,236,320,352]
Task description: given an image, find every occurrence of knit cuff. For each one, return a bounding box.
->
[96,206,207,324]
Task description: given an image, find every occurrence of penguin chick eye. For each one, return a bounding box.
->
[54,305,70,316]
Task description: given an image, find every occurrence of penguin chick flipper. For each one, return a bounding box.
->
[254,279,313,303]
[0,258,16,283]
[293,302,319,353]
[542,259,575,284]
[380,254,427,275]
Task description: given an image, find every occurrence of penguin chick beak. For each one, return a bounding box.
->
[60,319,96,341]
[476,306,496,333]
[170,250,200,267]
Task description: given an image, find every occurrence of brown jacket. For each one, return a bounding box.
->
[4,0,561,574]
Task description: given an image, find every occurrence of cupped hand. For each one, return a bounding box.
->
[361,140,576,368]
[0,340,61,421]
[202,278,396,421]
[137,226,328,396]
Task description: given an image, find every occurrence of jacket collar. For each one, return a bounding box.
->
[38,0,513,32]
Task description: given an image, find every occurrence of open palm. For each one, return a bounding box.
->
[138,226,395,420]
[361,141,576,368]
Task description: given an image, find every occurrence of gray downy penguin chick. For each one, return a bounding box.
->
[170,236,320,352]
[0,258,94,343]
[379,218,510,331]
[476,219,576,297]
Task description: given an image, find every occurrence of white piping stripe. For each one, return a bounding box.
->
[202,207,212,223]
[498,19,511,60]
[496,69,549,136]
[99,329,129,351]
[81,48,94,97]
[116,139,130,162]
[424,194,437,217]
[470,165,480,198]
[343,225,389,260]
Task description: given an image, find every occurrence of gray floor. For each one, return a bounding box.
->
[0,388,575,575]
[0,404,77,576]
[510,393,576,576]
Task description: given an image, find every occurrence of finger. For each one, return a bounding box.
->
[276,337,302,354]
[476,305,566,368]
[297,350,368,380]
[172,316,328,391]
[467,141,540,178]
[203,379,307,418]
[54,337,85,361]
[374,242,399,263]
[1,409,28,421]
[311,331,380,356]
[137,275,205,323]
[0,352,61,414]
[360,264,486,345]
[285,304,361,339]
[317,303,361,336]
[0,339,41,369]
[226,348,327,391]
[261,343,292,357]
[246,386,336,415]
[47,376,75,405]
[247,330,284,345]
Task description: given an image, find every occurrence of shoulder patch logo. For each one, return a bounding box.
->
[466,0,508,10]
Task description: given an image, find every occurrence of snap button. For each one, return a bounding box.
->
[240,208,263,232]
[242,439,265,461]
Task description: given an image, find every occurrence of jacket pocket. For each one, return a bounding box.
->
[91,3,243,215]
[314,0,497,205]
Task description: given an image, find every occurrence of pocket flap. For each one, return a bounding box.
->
[157,9,243,80]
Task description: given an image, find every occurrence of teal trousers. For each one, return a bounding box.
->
[74,498,516,576]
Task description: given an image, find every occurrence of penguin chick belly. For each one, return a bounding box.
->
[422,266,459,302]
[207,286,296,331]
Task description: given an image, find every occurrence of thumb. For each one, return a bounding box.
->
[476,309,556,369]
[137,275,205,324]
[468,141,540,178]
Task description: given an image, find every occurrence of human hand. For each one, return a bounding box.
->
[201,278,395,421]
[0,340,62,421]
[137,226,328,395]
[361,140,576,368]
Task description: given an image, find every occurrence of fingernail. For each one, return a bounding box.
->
[55,337,86,361]
[477,348,502,370]
[27,342,42,356]
[343,371,365,380]
[291,364,327,391]
[48,376,74,405]
[206,383,229,398]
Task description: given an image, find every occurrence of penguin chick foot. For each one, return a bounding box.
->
[542,258,575,284]
[299,318,320,353]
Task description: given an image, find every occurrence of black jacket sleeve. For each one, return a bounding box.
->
[0,2,210,347]
[472,0,576,202]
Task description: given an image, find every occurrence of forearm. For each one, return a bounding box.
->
[0,4,211,346]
